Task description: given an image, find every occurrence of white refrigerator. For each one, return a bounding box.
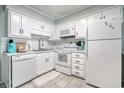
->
[86,7,122,88]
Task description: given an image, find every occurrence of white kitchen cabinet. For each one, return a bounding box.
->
[32,18,41,32]
[43,23,53,37]
[21,15,31,37]
[31,18,52,37]
[9,11,21,36]
[72,52,85,79]
[37,52,55,75]
[8,11,31,38]
[37,54,46,75]
[49,24,61,41]
[48,24,55,40]
[87,7,121,40]
[55,25,61,40]
[45,53,55,70]
[75,18,87,39]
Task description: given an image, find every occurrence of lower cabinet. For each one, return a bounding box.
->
[72,52,85,79]
[36,52,55,75]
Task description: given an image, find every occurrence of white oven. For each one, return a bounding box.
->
[55,51,72,75]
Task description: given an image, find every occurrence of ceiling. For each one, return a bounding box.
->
[29,5,92,20]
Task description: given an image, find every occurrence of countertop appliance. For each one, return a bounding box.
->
[76,41,85,51]
[12,54,36,87]
[55,50,72,75]
[86,7,121,88]
[7,39,16,53]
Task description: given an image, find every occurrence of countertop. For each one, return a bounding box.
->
[4,49,86,56]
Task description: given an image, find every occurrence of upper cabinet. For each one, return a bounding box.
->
[87,7,122,40]
[75,18,87,39]
[7,7,122,40]
[8,11,31,38]
[31,18,53,37]
[49,24,61,41]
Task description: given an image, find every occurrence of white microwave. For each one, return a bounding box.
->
[60,24,75,37]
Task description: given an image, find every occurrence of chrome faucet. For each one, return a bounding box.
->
[39,38,43,50]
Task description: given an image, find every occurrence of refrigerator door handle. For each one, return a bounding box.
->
[86,17,88,60]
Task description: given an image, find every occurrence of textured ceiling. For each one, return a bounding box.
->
[29,5,92,20]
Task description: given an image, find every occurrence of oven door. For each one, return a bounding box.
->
[56,53,71,67]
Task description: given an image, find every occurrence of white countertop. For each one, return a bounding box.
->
[4,49,86,56]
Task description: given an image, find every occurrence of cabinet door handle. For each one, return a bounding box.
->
[76,32,78,36]
[45,58,49,62]
[100,17,103,20]
[19,29,21,34]
[22,29,24,34]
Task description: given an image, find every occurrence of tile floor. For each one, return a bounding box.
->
[19,70,94,88]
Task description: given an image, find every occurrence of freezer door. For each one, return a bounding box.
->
[87,7,121,40]
[86,39,121,88]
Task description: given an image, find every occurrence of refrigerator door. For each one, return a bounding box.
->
[86,39,121,88]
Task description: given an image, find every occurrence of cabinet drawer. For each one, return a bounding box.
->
[72,53,85,59]
[72,58,85,65]
[72,69,85,78]
[72,63,84,70]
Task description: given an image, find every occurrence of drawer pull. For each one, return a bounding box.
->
[75,66,80,68]
[75,71,79,75]
[76,55,79,57]
[75,60,80,63]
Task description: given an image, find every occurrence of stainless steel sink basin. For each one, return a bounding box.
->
[32,48,53,52]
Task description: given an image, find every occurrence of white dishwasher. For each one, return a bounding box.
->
[12,54,36,87]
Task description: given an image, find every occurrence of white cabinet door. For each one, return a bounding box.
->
[31,18,51,37]
[48,53,55,70]
[50,24,60,41]
[75,18,87,39]
[9,11,31,38]
[42,53,55,72]
[37,53,55,75]
[86,39,121,88]
[49,24,55,40]
[87,7,121,40]
[32,19,41,31]
[21,15,31,38]
[37,55,46,75]
[41,23,51,37]
[9,11,21,36]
